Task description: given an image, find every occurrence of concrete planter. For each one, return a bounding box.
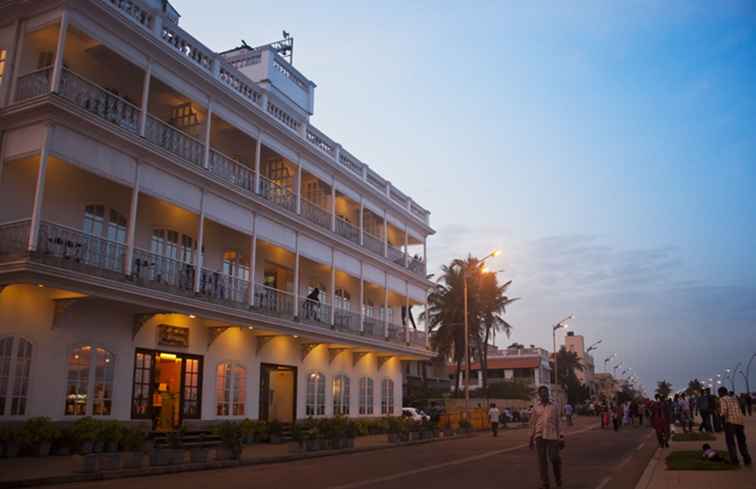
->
[288,441,304,453]
[35,442,52,457]
[304,439,321,452]
[169,449,185,465]
[76,453,98,473]
[98,452,121,471]
[387,433,401,444]
[399,432,410,442]
[3,441,20,458]
[149,449,173,466]
[122,452,144,469]
[215,446,239,461]
[190,447,209,464]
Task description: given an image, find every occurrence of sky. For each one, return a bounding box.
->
[174,0,756,394]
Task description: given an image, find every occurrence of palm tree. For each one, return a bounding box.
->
[656,380,673,399]
[477,272,518,393]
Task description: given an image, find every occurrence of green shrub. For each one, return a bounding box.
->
[100,420,125,448]
[121,428,146,452]
[72,417,100,446]
[19,417,60,445]
[213,421,242,451]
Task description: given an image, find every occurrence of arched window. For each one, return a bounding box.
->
[216,362,246,416]
[65,345,114,416]
[306,372,326,416]
[359,377,374,415]
[333,375,350,415]
[381,379,395,415]
[0,337,33,416]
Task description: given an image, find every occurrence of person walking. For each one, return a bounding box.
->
[529,386,563,489]
[698,388,713,432]
[678,394,691,433]
[719,387,752,466]
[564,402,574,427]
[651,394,671,448]
[600,402,610,429]
[488,403,501,437]
[613,402,623,431]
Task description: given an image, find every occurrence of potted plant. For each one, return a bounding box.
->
[240,419,256,445]
[268,420,284,444]
[288,422,305,453]
[213,421,242,460]
[344,420,358,449]
[166,427,186,464]
[0,426,20,458]
[303,425,320,452]
[72,417,99,454]
[101,421,124,453]
[253,420,270,443]
[386,417,402,444]
[121,428,146,469]
[189,433,210,464]
[20,417,60,457]
[54,427,76,456]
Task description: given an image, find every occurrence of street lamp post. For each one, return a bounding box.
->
[603,353,616,373]
[462,249,500,417]
[552,314,574,390]
[744,353,756,395]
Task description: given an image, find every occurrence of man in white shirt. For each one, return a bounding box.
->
[489,403,501,437]
[530,386,563,489]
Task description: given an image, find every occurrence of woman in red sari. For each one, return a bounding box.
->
[651,394,671,448]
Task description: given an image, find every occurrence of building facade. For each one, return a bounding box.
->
[563,332,597,395]
[449,346,553,390]
[0,0,434,429]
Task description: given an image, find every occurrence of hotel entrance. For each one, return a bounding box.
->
[131,349,203,430]
[259,364,297,423]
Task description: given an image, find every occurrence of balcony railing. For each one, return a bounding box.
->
[0,220,31,258]
[14,67,51,102]
[58,69,140,134]
[387,323,405,344]
[408,257,426,278]
[409,330,427,348]
[144,114,205,167]
[198,268,250,308]
[253,283,295,317]
[334,308,361,334]
[208,149,255,193]
[300,198,331,230]
[36,221,127,278]
[335,217,360,245]
[258,176,296,213]
[299,298,331,328]
[131,247,195,296]
[363,231,384,256]
[362,314,385,340]
[387,245,405,267]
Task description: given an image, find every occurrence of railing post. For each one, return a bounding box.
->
[203,100,213,169]
[385,180,391,199]
[254,137,261,194]
[403,225,409,268]
[50,12,68,92]
[405,283,410,345]
[424,298,430,349]
[248,228,257,308]
[0,19,20,107]
[7,19,24,105]
[295,159,302,215]
[422,238,427,277]
[28,125,51,251]
[359,198,364,247]
[383,276,389,339]
[152,12,163,38]
[383,210,388,257]
[330,251,336,327]
[359,264,365,333]
[139,62,151,137]
[124,163,141,275]
[293,232,300,318]
[330,176,337,232]
[194,191,206,293]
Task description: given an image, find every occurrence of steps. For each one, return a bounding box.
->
[150,430,222,449]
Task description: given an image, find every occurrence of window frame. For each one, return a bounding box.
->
[305,371,326,417]
[215,360,247,418]
[63,344,116,417]
[381,378,395,415]
[0,336,33,417]
[359,377,374,415]
[332,374,350,416]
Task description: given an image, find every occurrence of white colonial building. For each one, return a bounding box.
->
[0,0,434,430]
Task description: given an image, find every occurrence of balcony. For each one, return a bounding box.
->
[335,217,360,245]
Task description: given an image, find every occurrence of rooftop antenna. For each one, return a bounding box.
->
[270,30,294,64]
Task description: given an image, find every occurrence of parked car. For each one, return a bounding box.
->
[401,407,430,422]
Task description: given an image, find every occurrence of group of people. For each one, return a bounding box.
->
[596,399,647,431]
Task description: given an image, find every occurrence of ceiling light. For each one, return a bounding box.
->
[248,326,254,330]
[189,314,196,319]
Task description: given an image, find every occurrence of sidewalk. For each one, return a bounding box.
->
[635,414,756,489]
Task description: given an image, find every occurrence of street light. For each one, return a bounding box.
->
[586,340,602,354]
[613,362,623,375]
[462,249,501,416]
[604,353,616,373]
[743,353,756,396]
[552,314,574,390]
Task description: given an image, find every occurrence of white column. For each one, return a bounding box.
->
[7,19,24,105]
[28,125,51,251]
[294,233,300,317]
[423,238,428,275]
[359,198,364,246]
[50,13,68,92]
[254,136,261,194]
[152,12,163,38]
[424,298,430,348]
[405,284,410,345]
[330,251,336,326]
[477,370,483,389]
[193,191,206,292]
[383,276,389,338]
[0,20,20,106]
[124,163,141,275]
[403,226,409,267]
[359,264,365,333]
[139,62,151,137]
[248,228,257,307]
[296,160,302,214]
[383,210,388,257]
[203,100,213,169]
[330,176,337,232]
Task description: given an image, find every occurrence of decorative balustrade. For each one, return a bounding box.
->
[334,308,361,334]
[0,220,30,258]
[408,257,426,278]
[258,175,297,212]
[338,149,364,177]
[272,59,308,91]
[218,66,262,106]
[305,126,337,158]
[389,188,408,207]
[363,231,385,256]
[198,269,250,308]
[300,198,331,230]
[161,25,213,72]
[362,312,386,340]
[299,298,332,328]
[131,248,195,295]
[253,284,295,317]
[387,323,405,344]
[208,149,255,193]
[36,221,127,277]
[14,67,51,102]
[144,115,205,166]
[266,101,302,132]
[409,330,427,348]
[58,69,140,134]
[387,244,405,266]
[105,0,154,30]
[365,170,386,193]
[335,217,360,245]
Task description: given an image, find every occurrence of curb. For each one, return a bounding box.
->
[633,448,661,489]
[0,433,478,488]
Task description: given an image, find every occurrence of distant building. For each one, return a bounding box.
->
[594,373,619,401]
[563,332,598,396]
[449,345,553,390]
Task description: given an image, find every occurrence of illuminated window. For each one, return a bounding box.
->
[83,205,105,237]
[151,229,194,263]
[216,362,246,416]
[306,372,326,416]
[333,374,350,415]
[0,337,33,416]
[381,379,395,415]
[359,377,374,415]
[0,49,6,86]
[65,345,114,416]
[222,250,249,280]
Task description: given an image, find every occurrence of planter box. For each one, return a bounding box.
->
[78,441,94,454]
[150,449,172,466]
[345,438,355,449]
[169,449,185,465]
[98,452,121,471]
[190,447,209,464]
[215,446,239,461]
[288,441,304,453]
[269,434,283,444]
[93,441,104,453]
[54,446,71,456]
[76,454,98,473]
[35,442,52,457]
[387,433,401,444]
[3,441,20,458]
[304,439,320,452]
[399,433,410,442]
[122,452,144,469]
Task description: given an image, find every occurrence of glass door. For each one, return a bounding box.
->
[131,350,154,419]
